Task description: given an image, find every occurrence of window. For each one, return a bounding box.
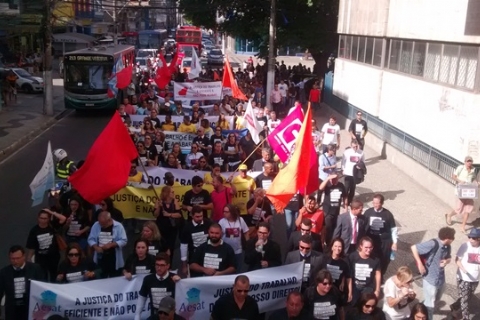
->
[365,38,374,65]
[373,38,383,67]
[388,40,402,71]
[351,36,359,61]
[457,46,478,90]
[338,35,383,67]
[440,45,459,85]
[425,43,442,81]
[411,42,426,76]
[399,41,413,73]
[358,37,366,63]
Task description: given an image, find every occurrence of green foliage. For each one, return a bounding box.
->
[179,0,339,58]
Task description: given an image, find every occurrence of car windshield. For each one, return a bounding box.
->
[137,50,156,58]
[15,69,32,77]
[183,60,192,67]
[136,58,147,66]
[64,63,113,94]
[210,50,222,55]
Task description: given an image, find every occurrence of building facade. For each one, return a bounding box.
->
[328,0,480,205]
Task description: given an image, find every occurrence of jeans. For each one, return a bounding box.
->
[284,209,299,239]
[423,279,445,320]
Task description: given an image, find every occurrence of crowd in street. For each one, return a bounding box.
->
[1,57,480,320]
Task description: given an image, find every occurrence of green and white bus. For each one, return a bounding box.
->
[63,45,135,110]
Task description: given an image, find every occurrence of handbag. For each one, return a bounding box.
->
[56,234,68,251]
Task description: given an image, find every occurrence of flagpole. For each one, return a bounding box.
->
[227,136,268,179]
[137,157,160,200]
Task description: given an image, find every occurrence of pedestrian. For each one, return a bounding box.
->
[382,266,417,320]
[244,222,282,271]
[364,194,397,277]
[295,195,324,235]
[321,116,341,154]
[333,199,365,254]
[445,156,479,234]
[318,144,338,204]
[0,245,45,320]
[287,218,323,253]
[345,292,386,320]
[309,83,321,110]
[341,140,365,206]
[449,228,480,320]
[319,174,347,248]
[155,296,186,320]
[409,303,429,320]
[267,291,307,320]
[211,275,261,320]
[348,111,368,150]
[410,227,455,320]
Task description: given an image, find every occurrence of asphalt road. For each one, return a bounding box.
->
[0,111,112,267]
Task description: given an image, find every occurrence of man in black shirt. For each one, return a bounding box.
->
[182,176,213,218]
[287,218,322,253]
[0,245,45,320]
[348,111,368,150]
[245,222,282,271]
[192,127,211,157]
[156,296,186,320]
[254,162,275,191]
[267,291,307,320]
[209,142,228,171]
[189,223,236,277]
[135,253,181,320]
[211,275,261,320]
[319,174,347,249]
[180,207,211,276]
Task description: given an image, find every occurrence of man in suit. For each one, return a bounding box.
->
[285,235,324,292]
[333,199,365,254]
[287,218,322,253]
[245,222,282,271]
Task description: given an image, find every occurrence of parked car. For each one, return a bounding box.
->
[207,49,224,65]
[0,67,44,93]
[202,44,214,57]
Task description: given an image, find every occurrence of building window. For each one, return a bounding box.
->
[338,34,384,67]
[412,42,426,76]
[373,38,383,67]
[457,45,478,90]
[425,43,442,81]
[388,40,402,71]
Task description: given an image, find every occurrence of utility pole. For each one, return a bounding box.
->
[43,0,54,116]
[113,0,117,45]
[265,0,276,110]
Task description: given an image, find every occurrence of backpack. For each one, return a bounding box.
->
[416,239,440,274]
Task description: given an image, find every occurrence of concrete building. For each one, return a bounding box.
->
[326,0,480,207]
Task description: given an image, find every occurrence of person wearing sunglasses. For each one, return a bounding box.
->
[287,218,322,253]
[345,292,385,320]
[156,296,186,320]
[134,253,181,320]
[193,127,211,158]
[267,291,307,320]
[56,243,97,283]
[185,143,204,169]
[245,222,282,271]
[382,266,417,320]
[304,269,344,320]
[450,228,480,320]
[211,275,260,320]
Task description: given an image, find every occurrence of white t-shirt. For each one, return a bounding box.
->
[382,277,412,320]
[186,152,203,168]
[456,241,480,281]
[321,123,340,145]
[218,217,249,254]
[278,83,288,97]
[267,119,281,133]
[312,130,322,152]
[341,148,364,176]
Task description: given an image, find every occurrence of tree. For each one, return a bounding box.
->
[179,0,339,76]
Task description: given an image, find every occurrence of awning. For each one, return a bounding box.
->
[52,33,96,44]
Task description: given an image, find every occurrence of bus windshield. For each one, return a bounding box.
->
[139,34,161,49]
[64,63,113,94]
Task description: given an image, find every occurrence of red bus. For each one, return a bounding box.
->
[176,26,202,57]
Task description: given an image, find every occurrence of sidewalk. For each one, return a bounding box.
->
[0,77,67,161]
[312,106,480,319]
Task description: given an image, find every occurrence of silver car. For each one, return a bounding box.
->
[207,49,224,65]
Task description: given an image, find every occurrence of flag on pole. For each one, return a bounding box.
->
[68,113,138,204]
[155,55,171,89]
[242,100,263,144]
[222,56,248,100]
[266,106,314,212]
[188,48,202,80]
[29,141,55,207]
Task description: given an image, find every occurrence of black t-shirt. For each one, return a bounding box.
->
[193,136,211,157]
[182,189,212,217]
[64,211,90,239]
[285,193,304,211]
[363,208,396,239]
[57,260,97,283]
[224,142,240,163]
[319,256,351,290]
[150,117,161,129]
[123,253,155,275]
[137,149,157,166]
[305,286,343,320]
[323,182,346,215]
[211,293,260,320]
[210,134,225,146]
[209,152,227,168]
[97,225,116,271]
[254,174,273,191]
[239,137,256,159]
[139,273,176,318]
[145,238,169,256]
[26,225,59,257]
[190,242,236,277]
[348,119,368,136]
[348,251,380,290]
[180,220,212,259]
[246,198,272,227]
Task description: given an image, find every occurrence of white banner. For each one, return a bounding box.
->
[163,131,196,153]
[141,167,262,186]
[29,275,150,320]
[175,262,304,319]
[130,115,233,131]
[174,82,222,100]
[29,141,55,207]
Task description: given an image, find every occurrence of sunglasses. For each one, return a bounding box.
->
[321,282,332,286]
[299,245,311,250]
[364,304,375,309]
[155,264,167,267]
[236,289,249,293]
[301,228,311,232]
[158,311,169,316]
[469,237,480,240]
[68,253,80,257]
[196,184,204,188]
[199,161,206,163]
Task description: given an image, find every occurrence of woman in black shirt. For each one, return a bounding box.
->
[123,239,155,280]
[345,292,386,320]
[140,221,169,257]
[57,243,97,283]
[224,133,240,172]
[63,197,90,252]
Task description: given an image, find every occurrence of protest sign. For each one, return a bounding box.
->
[163,131,196,153]
[29,274,150,320]
[175,262,304,319]
[174,82,222,100]
[129,115,234,132]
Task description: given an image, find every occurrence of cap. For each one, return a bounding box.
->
[465,156,473,162]
[165,172,174,179]
[468,228,480,238]
[239,164,248,171]
[157,296,175,314]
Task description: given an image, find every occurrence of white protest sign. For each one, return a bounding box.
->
[174,81,222,100]
[175,262,304,319]
[29,275,150,319]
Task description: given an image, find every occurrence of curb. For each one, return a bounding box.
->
[0,109,72,161]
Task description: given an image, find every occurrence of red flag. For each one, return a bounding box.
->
[169,51,178,74]
[155,55,171,89]
[116,65,133,89]
[222,56,248,100]
[213,70,220,81]
[266,106,314,212]
[68,113,137,204]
